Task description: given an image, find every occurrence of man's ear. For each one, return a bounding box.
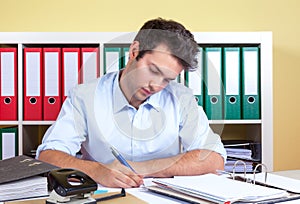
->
[129,41,140,60]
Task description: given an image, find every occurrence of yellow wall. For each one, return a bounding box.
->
[1,0,299,170]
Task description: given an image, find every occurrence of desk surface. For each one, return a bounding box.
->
[5,191,147,204]
[3,170,300,204]
[273,170,300,180]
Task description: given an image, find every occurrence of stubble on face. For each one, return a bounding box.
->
[120,44,183,109]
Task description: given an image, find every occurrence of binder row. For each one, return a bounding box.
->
[23,47,99,121]
[104,44,261,120]
[1,45,260,121]
[0,126,18,160]
[185,46,261,120]
[0,47,100,121]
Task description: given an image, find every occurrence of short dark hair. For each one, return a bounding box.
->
[134,17,199,71]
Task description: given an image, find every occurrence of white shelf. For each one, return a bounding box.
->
[0,32,273,170]
[209,120,262,124]
[0,121,19,125]
[22,121,55,125]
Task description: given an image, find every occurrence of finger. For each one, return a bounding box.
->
[118,167,144,186]
[113,174,140,188]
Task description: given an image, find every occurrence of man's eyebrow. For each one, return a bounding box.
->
[153,64,176,81]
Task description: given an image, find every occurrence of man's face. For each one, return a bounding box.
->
[121,43,183,107]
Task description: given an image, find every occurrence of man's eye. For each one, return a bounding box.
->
[150,66,159,74]
[164,79,170,83]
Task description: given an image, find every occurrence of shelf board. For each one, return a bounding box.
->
[0,120,262,125]
[0,121,19,126]
[22,121,55,125]
[209,120,262,124]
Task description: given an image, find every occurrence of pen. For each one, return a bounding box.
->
[110,146,137,173]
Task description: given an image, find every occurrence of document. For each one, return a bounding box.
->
[223,47,241,119]
[43,48,62,121]
[104,47,122,73]
[245,172,300,194]
[0,155,58,202]
[23,48,43,120]
[62,48,80,101]
[81,47,99,84]
[0,127,18,160]
[241,47,260,119]
[0,155,57,184]
[0,48,17,121]
[204,47,223,120]
[122,47,130,66]
[185,47,203,106]
[151,174,289,203]
[225,159,254,173]
[0,176,48,202]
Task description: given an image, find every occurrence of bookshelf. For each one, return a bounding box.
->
[0,32,273,170]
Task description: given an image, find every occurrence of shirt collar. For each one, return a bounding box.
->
[113,71,161,113]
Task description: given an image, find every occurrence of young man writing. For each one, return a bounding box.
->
[37,17,226,188]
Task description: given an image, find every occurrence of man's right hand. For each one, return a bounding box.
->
[93,160,144,188]
[38,150,143,188]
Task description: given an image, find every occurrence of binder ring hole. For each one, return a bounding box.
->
[210,96,218,104]
[247,96,255,104]
[4,97,11,104]
[229,96,236,104]
[48,97,56,104]
[194,96,199,103]
[29,97,37,104]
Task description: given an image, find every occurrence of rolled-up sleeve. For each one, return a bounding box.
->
[179,93,227,160]
[36,90,87,158]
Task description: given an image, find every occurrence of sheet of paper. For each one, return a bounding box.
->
[153,173,289,203]
[245,172,300,193]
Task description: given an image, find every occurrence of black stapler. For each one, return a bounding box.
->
[46,168,98,204]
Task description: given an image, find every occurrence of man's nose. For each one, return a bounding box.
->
[149,77,167,91]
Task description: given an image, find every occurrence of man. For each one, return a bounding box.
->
[37,17,226,188]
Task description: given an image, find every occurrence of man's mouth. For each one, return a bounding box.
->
[141,87,151,96]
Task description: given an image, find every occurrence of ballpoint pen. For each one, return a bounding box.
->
[110,146,137,173]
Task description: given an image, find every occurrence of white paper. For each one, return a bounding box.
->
[154,174,288,203]
[246,172,300,194]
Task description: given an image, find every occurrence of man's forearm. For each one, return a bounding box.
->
[38,150,100,178]
[132,149,224,178]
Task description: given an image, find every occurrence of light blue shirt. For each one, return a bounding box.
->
[36,71,226,163]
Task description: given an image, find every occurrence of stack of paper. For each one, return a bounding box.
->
[223,140,261,162]
[0,176,48,202]
[226,147,252,160]
[0,155,58,202]
[225,147,258,172]
[225,159,254,173]
[150,174,289,203]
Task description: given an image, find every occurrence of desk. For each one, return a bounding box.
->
[3,170,300,204]
[5,191,147,204]
[273,170,300,180]
[129,171,300,204]
[131,170,300,204]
